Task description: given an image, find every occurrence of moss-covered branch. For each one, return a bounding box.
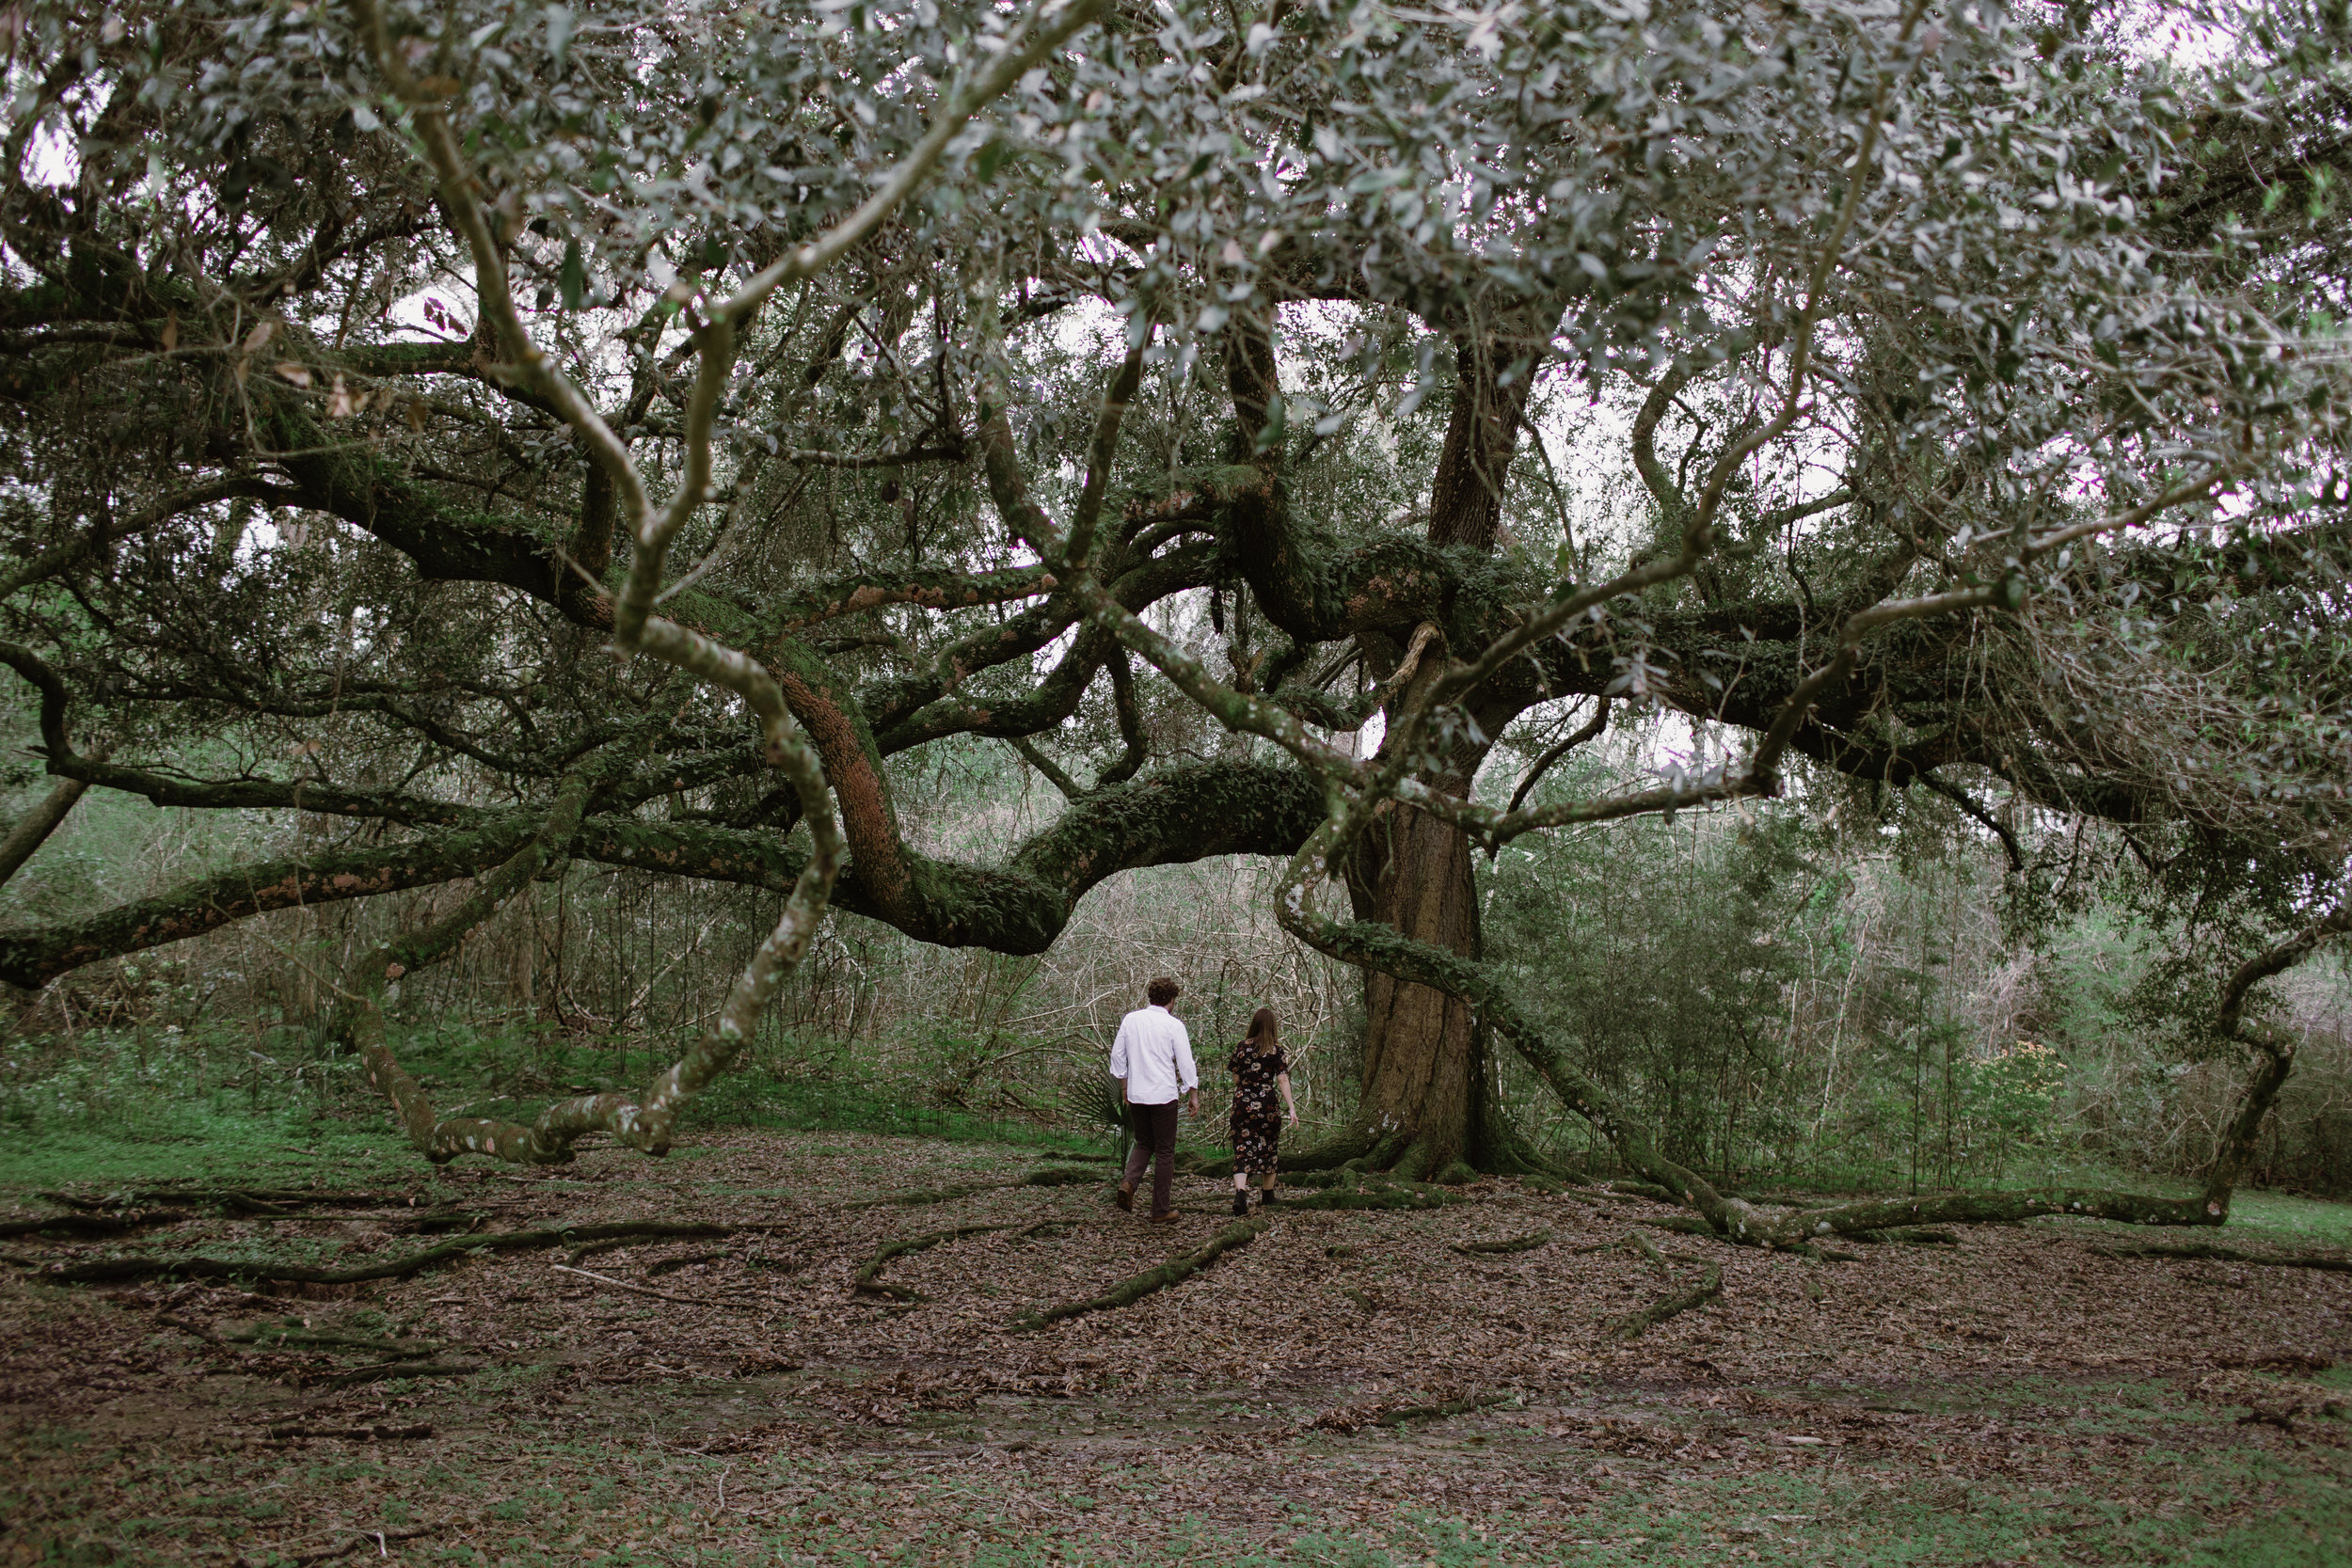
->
[0,818,537,990]
[1604,1263,1724,1340]
[1452,1230,1552,1256]
[853,1219,1065,1302]
[37,1221,739,1285]
[1011,1216,1268,1331]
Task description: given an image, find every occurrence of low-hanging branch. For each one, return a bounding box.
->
[0,816,539,990]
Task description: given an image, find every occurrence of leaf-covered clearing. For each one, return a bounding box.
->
[2,1130,2347,1565]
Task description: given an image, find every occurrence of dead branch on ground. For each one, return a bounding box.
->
[1604,1262,1725,1340]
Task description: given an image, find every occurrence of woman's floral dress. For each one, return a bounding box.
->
[1229,1042,1288,1178]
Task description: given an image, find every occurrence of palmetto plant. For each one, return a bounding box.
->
[1074,1067,1132,1171]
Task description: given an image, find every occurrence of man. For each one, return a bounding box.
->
[1109,975,1199,1222]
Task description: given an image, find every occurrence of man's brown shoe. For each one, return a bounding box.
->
[1150,1211,1179,1225]
[1115,1183,1134,1212]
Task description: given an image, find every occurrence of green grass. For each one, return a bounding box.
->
[0,1020,1113,1192]
[0,1110,421,1189]
[2215,1185,2352,1248]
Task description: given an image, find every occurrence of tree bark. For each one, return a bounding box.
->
[1328,336,1537,1177]
[1347,803,1486,1176]
[0,767,98,892]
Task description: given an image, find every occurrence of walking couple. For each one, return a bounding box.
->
[1109,976,1298,1221]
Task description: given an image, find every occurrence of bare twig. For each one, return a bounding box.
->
[550,1262,758,1307]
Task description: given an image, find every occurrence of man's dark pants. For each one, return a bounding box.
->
[1122,1101,1179,1216]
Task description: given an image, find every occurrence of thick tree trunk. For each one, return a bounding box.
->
[1314,332,1545,1179]
[1348,803,1484,1176]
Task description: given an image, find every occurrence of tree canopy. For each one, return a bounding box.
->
[2,0,2347,1232]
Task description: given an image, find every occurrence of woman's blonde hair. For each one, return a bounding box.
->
[1246,1006,1279,1054]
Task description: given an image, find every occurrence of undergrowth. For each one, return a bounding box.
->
[0,1018,1172,1187]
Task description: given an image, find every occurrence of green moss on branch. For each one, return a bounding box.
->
[1011,1216,1269,1331]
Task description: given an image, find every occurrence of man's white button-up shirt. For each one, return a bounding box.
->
[1108,1005,1197,1105]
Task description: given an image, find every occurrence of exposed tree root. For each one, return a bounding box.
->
[1854,1226,1962,1247]
[1604,1263,1724,1340]
[1278,1169,1347,1190]
[324,1359,481,1389]
[1263,1126,1383,1174]
[29,1220,740,1286]
[1605,1180,1678,1202]
[1638,1212,1867,1259]
[854,1220,1066,1303]
[39,1188,412,1214]
[1012,1216,1269,1331]
[273,1525,438,1565]
[1020,1167,1103,1187]
[1450,1230,1552,1256]
[1310,1392,1509,1433]
[224,1325,440,1357]
[644,1250,729,1276]
[2090,1241,2352,1272]
[1281,1181,1462,1212]
[1267,1125,1529,1187]
[1639,1213,1719,1236]
[564,1236,635,1265]
[0,1208,189,1239]
[834,1179,1025,1211]
[264,1423,435,1443]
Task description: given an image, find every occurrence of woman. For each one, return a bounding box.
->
[1229,1006,1299,1214]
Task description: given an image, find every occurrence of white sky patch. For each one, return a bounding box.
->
[22,117,76,188]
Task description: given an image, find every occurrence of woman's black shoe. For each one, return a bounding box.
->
[1232,1191,1250,1216]
[1261,1188,1280,1206]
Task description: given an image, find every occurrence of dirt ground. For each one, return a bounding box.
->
[1,1130,2347,1566]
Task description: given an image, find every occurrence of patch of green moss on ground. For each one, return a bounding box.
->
[0,1115,419,1189]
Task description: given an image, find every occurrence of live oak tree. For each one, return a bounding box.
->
[2,0,2347,1241]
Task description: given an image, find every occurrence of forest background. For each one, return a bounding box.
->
[9,639,2345,1202]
